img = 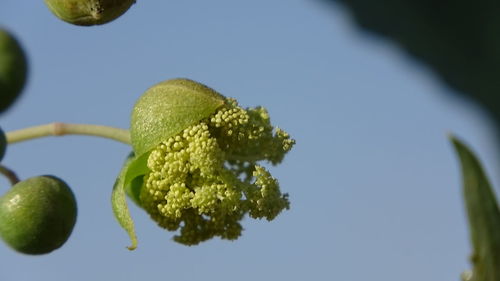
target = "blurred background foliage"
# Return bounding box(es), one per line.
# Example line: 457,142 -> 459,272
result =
324,0 -> 500,128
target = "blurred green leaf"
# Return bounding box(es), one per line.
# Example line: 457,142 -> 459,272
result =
451,136 -> 500,281
325,0 -> 500,125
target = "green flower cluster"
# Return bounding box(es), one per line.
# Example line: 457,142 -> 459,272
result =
139,98 -> 294,245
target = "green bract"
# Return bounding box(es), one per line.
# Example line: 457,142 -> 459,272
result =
44,0 -> 135,26
0,28 -> 28,114
0,127 -> 6,161
113,78 -> 295,247
0,176 -> 77,255
130,78 -> 226,157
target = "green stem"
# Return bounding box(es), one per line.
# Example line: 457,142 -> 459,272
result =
6,123 -> 131,145
0,165 -> 20,185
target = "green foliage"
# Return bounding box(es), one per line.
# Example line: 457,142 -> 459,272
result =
451,136 -> 500,281
44,0 -> 135,26
0,176 -> 77,255
327,0 -> 500,129
123,152 -> 148,205
0,28 -> 27,114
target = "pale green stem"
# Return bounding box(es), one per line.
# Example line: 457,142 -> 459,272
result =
0,164 -> 20,185
6,123 -> 131,145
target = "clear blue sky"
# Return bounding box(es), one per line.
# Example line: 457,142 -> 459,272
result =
0,1 -> 498,280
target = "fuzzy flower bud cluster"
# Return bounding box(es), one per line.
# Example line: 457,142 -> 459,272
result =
139,98 -> 294,245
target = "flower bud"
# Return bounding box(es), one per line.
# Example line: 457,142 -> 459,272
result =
115,78 -> 294,246
130,78 -> 225,157
0,28 -> 28,114
44,0 -> 135,26
0,176 -> 77,255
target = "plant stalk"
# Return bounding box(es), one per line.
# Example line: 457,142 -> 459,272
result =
6,123 -> 131,145
0,165 -> 20,185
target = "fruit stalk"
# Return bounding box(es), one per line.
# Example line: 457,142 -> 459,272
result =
6,122 -> 130,145
0,165 -> 20,185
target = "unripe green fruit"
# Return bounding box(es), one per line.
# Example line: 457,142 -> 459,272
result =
0,176 -> 77,255
0,28 -> 28,114
0,127 -> 6,161
44,0 -> 136,26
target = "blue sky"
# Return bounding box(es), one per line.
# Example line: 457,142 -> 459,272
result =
0,1 -> 498,280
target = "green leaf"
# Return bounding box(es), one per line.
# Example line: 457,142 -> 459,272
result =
451,136 -> 500,281
111,154 -> 139,250
123,151 -> 150,205
130,78 -> 225,156
126,175 -> 144,207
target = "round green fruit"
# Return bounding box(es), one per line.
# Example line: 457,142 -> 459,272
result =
44,0 -> 136,26
0,28 -> 28,114
0,176 -> 77,255
0,127 -> 6,161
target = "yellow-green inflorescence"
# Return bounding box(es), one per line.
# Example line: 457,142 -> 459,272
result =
139,98 -> 294,245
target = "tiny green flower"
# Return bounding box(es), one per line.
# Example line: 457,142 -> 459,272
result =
114,78 -> 295,247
